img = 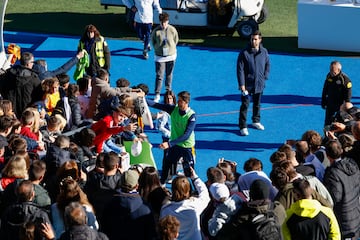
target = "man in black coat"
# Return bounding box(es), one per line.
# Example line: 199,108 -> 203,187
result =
0,52 -> 42,118
321,60 -> 352,126
0,180 -> 52,240
323,140 -> 360,239
101,169 -> 157,240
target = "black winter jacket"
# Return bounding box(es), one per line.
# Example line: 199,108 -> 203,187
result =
0,65 -> 42,118
0,201 -> 51,240
59,225 -> 108,240
323,157 -> 360,237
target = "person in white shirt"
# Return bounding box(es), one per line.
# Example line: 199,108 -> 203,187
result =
123,0 -> 162,59
160,168 -> 210,240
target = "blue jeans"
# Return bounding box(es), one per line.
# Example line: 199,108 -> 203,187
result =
135,22 -> 152,50
102,139 -> 123,154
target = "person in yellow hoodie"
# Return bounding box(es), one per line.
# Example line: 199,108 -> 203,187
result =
282,178 -> 340,240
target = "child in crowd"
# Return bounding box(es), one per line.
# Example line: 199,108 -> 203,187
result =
20,109 -> 39,141
115,77 -> 132,93
40,115 -> 62,148
0,100 -> 16,119
91,106 -> 137,154
77,76 -> 92,118
158,215 -> 181,240
42,77 -> 60,116
208,181 -> 244,237
217,158 -> 240,193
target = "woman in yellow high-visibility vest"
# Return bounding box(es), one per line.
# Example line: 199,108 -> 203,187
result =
78,24 -> 111,77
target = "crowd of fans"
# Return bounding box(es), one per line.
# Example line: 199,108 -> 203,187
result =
0,41 -> 359,240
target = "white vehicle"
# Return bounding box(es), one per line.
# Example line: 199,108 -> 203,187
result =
100,0 -> 268,38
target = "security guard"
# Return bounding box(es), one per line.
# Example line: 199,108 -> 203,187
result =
78,24 -> 110,77
321,60 -> 352,126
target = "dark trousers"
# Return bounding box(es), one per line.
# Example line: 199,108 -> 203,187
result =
155,61 -> 175,94
324,106 -> 339,126
160,145 -> 195,184
239,92 -> 262,129
135,22 -> 152,50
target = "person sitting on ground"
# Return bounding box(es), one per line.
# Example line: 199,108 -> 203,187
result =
282,178 -> 340,240
158,215 -> 181,240
59,201 -> 108,240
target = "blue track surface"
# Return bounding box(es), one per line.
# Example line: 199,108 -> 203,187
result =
4,31 -> 360,180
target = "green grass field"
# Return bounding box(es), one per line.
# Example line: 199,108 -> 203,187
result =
3,0 -> 355,55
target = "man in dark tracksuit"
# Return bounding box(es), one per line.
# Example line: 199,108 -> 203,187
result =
321,60 -> 352,126
237,30 -> 270,136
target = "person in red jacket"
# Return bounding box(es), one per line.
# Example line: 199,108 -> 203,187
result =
91,106 -> 137,154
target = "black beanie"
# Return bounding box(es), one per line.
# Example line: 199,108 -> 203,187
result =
250,179 -> 270,200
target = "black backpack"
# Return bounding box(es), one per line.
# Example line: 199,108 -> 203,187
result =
216,202 -> 282,240
249,210 -> 283,240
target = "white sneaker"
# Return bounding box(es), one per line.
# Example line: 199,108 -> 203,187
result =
154,94 -> 160,103
143,50 -> 149,59
252,122 -> 265,130
240,128 -> 249,136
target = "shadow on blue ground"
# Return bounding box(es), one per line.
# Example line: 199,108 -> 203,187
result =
195,94 -> 322,105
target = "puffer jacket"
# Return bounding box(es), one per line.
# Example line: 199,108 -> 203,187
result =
323,157 -> 360,238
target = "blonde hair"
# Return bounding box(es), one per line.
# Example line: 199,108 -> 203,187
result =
2,155 -> 29,179
54,114 -> 67,132
24,107 -> 41,134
